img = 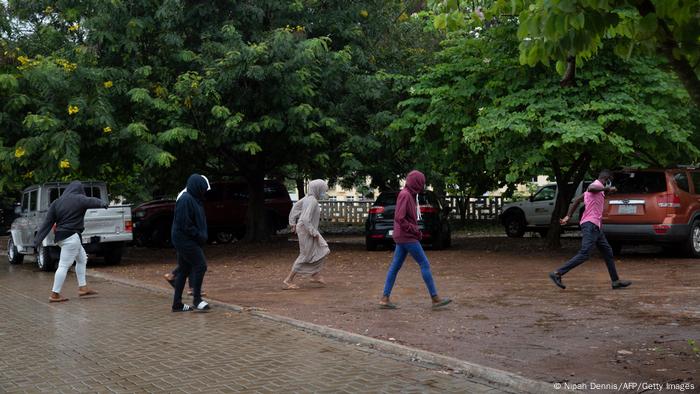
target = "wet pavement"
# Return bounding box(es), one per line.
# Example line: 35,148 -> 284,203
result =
0,262 -> 509,393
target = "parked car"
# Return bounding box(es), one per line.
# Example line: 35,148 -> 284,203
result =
499,181 -> 591,237
364,191 -> 451,251
604,168 -> 700,257
132,180 -> 292,247
7,182 -> 133,271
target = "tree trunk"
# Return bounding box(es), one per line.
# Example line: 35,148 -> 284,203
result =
243,171 -> 273,242
296,178 -> 305,200
546,154 -> 591,248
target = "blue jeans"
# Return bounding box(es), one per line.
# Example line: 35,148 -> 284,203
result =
556,222 -> 619,281
383,242 -> 438,297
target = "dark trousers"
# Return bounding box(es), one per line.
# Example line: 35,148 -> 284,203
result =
172,242 -> 207,308
556,222 -> 619,282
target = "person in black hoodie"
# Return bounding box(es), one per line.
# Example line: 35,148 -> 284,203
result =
171,174 -> 211,312
34,181 -> 108,302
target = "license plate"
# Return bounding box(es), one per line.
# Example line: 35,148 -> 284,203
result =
388,230 -> 393,237
618,205 -> 637,214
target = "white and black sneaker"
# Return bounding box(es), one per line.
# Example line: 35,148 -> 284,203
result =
194,301 -> 211,313
172,304 -> 193,313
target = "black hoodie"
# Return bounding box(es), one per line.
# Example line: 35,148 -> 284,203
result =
171,174 -> 209,246
34,181 -> 107,248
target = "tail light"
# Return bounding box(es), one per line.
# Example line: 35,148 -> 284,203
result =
657,193 -> 681,208
369,234 -> 385,239
369,206 -> 385,214
124,220 -> 133,232
420,205 -> 438,214
422,231 -> 432,238
653,225 -> 671,234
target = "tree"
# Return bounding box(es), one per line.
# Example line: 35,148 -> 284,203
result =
397,24 -> 699,246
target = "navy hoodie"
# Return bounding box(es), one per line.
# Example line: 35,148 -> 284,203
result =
171,174 -> 209,246
34,181 -> 107,248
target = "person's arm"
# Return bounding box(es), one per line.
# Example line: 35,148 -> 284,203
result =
395,193 -> 421,238
560,194 -> 585,225
187,198 -> 208,245
34,203 -> 57,248
81,195 -> 108,209
297,199 -> 320,238
587,183 -> 617,194
288,200 -> 303,233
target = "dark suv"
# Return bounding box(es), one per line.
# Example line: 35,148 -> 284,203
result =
365,191 -> 451,251
133,180 -> 292,247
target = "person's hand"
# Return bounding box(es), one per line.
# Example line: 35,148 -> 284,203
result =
290,224 -> 296,234
608,186 -> 617,193
559,215 -> 570,225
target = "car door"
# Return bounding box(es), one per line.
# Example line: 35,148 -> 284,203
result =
24,188 -> 40,246
529,185 -> 557,225
672,170 -> 695,221
13,191 -> 31,247
690,171 -> 700,221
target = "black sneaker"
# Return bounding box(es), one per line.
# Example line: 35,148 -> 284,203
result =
548,272 -> 566,289
612,280 -> 632,289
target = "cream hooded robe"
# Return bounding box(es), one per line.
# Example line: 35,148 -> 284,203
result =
289,179 -> 330,274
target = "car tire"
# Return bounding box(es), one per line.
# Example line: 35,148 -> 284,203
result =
684,220 -> 700,258
150,219 -> 172,248
104,247 -> 123,265
7,237 -> 24,265
36,244 -> 56,272
366,239 -> 378,251
504,215 -> 526,238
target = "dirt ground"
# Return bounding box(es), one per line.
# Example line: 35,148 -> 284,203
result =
5,233 -> 699,388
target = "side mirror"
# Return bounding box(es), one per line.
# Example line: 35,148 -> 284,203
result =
529,195 -> 535,202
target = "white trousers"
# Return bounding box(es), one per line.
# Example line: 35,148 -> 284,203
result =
51,234 -> 88,293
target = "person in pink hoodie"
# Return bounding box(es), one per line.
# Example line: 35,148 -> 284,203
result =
379,170 -> 452,309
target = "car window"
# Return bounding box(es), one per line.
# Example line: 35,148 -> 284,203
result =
83,186 -> 102,199
692,172 -> 700,195
21,193 -> 29,213
29,190 -> 38,212
673,172 -> 690,193
264,182 -> 289,199
532,186 -> 556,202
49,187 -> 65,203
375,193 -> 398,206
613,172 -> 667,194
206,184 -> 226,202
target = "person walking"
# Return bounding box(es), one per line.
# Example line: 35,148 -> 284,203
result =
283,179 -> 330,289
549,170 -> 632,290
379,170 -> 452,309
164,182 -> 208,297
171,174 -> 211,312
34,181 -> 107,302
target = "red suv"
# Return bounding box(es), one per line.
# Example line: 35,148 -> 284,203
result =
133,180 -> 292,247
603,168 -> 700,257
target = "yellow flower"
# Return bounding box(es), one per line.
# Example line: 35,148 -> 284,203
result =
103,126 -> 112,134
398,12 -> 409,22
183,97 -> 192,109
23,171 -> 34,179
68,105 -> 79,115
103,80 -> 113,88
59,160 -> 71,169
56,58 -> 77,72
295,25 -> 304,32
17,55 -> 30,65
191,81 -> 199,89
14,147 -> 26,158
68,23 -> 80,32
359,10 -> 369,18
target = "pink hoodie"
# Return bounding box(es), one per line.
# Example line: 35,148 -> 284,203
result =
393,170 -> 425,243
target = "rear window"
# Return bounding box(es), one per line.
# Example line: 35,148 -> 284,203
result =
613,172 -> 667,194
264,182 -> 289,199
374,192 -> 436,206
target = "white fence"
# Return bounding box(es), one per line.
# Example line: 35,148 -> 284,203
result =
319,197 -> 505,225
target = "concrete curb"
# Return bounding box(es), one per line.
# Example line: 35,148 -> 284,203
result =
87,270 -> 565,394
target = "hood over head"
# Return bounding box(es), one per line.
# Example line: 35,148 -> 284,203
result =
186,174 -> 211,200
64,181 -> 85,196
307,179 -> 328,200
404,170 -> 425,195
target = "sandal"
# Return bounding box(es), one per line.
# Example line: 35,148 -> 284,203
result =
432,298 -> 452,309
78,289 -> 99,297
194,301 -> 211,313
379,302 -> 398,309
282,282 -> 300,290
49,296 -> 69,303
172,304 -> 193,312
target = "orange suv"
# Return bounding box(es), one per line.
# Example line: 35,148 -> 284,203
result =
603,168 -> 700,257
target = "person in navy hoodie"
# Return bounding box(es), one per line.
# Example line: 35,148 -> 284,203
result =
171,174 -> 211,312
379,170 -> 452,310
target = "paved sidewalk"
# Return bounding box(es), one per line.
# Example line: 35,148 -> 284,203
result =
0,264 -> 509,393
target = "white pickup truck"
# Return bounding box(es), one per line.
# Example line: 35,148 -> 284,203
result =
499,181 -> 591,237
6,182 -> 132,271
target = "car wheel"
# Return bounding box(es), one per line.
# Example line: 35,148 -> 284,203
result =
150,220 -> 172,248
366,239 -> 378,251
684,220 -> 700,258
504,215 -> 526,238
36,244 -> 56,272
215,231 -> 235,244
104,247 -> 123,265
7,237 -> 24,265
